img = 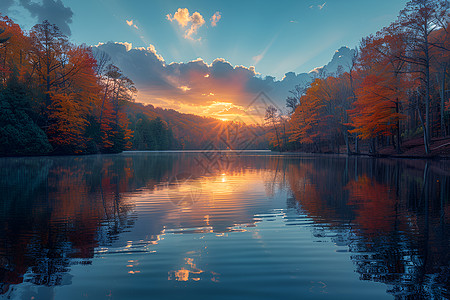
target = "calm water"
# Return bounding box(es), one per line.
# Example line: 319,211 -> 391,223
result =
0,152 -> 449,299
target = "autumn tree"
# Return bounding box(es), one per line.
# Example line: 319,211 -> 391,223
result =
29,21 -> 69,114
350,27 -> 408,153
45,46 -> 101,153
265,105 -> 283,151
430,23 -> 450,136
95,61 -> 136,152
288,79 -> 327,150
397,0 -> 449,153
0,15 -> 31,84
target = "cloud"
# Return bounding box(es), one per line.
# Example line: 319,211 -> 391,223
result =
92,42 -> 355,120
210,12 -> 221,27
309,2 -> 326,10
167,8 -> 205,40
252,35 -> 278,66
252,54 -> 264,65
116,41 -> 133,51
126,19 -> 138,29
318,2 -> 326,10
166,8 -> 190,27
19,0 -> 73,35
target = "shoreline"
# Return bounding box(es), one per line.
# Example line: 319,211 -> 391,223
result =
1,150 -> 449,160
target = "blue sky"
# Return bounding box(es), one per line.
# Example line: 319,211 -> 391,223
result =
3,0 -> 408,79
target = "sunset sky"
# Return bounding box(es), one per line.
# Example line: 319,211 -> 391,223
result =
1,0 -> 409,121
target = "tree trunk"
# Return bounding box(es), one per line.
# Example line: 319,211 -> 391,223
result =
344,130 -> 350,155
417,101 -> 430,154
396,100 -> 401,154
425,33 -> 431,153
439,65 -> 447,137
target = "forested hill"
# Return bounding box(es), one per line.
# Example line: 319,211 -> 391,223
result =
0,16 -> 268,157
126,102 -> 269,150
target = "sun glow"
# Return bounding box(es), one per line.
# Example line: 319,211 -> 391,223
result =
179,85 -> 191,92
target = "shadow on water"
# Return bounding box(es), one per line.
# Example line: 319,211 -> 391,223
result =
0,152 -> 448,298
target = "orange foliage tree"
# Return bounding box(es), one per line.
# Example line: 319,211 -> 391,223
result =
46,46 -> 101,152
350,27 -> 408,153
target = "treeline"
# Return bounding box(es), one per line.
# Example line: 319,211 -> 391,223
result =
267,0 -> 449,155
126,102 -> 269,150
0,16 -> 176,156
0,15 -> 267,156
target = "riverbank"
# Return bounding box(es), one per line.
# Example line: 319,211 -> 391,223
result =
373,136 -> 450,159
283,136 -> 450,160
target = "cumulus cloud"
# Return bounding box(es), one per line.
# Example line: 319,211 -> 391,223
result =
166,8 -> 190,27
92,43 -> 354,121
19,0 -> 73,35
166,8 -> 205,40
93,42 -> 305,119
210,11 -> 221,27
116,41 -> 133,51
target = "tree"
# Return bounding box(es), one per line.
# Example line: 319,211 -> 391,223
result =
29,21 -> 69,114
350,28 -> 408,153
0,73 -> 52,155
265,105 -> 283,151
397,0 -> 449,153
350,73 -> 406,151
430,24 -> 450,136
0,15 -> 31,84
93,62 -> 136,153
288,79 -> 327,149
45,46 -> 101,153
286,84 -> 307,114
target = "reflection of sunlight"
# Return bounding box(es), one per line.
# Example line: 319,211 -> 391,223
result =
168,258 -> 203,282
168,257 -> 220,282
127,259 -> 140,274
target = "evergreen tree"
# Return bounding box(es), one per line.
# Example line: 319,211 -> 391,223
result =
0,73 -> 52,155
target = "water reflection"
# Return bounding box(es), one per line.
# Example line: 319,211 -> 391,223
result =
286,158 -> 450,298
0,153 -> 448,299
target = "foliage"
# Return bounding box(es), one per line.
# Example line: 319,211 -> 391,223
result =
285,1 -> 449,154
0,17 -> 137,156
0,74 -> 52,155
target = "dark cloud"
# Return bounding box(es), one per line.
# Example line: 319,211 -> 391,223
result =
19,0 -> 73,35
93,42 -> 354,117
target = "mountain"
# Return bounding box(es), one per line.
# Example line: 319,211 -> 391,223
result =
125,102 -> 269,150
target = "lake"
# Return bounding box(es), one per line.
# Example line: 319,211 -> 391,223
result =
0,151 -> 449,299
